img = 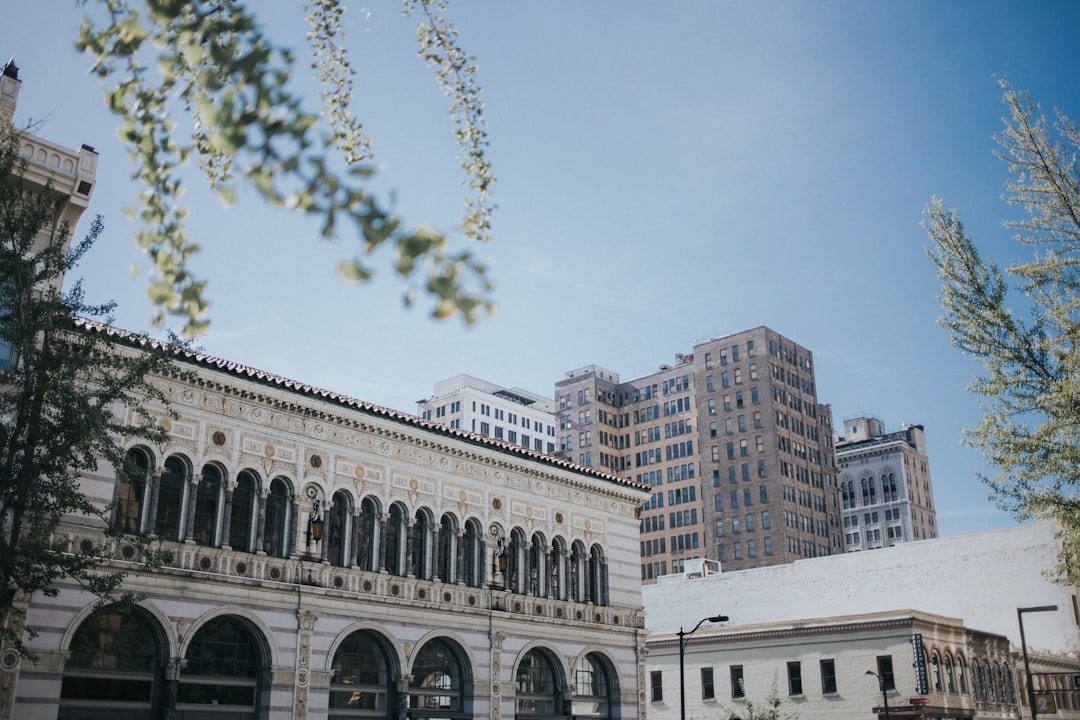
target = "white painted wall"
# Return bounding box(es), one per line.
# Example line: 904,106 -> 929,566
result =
643,521 -> 1078,654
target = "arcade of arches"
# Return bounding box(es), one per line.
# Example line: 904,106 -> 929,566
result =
55,604 -> 621,720
116,447 -> 610,605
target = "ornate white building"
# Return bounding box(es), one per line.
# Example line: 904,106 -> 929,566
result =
7,328 -> 651,719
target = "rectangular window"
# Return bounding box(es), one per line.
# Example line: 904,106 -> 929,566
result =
876,656 -> 895,690
787,662 -> 803,696
730,666 -> 744,698
651,671 -> 663,702
820,659 -> 837,694
701,668 -> 715,700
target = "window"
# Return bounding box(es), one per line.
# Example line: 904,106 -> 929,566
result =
574,654 -> 612,719
730,666 -> 744,698
413,638 -> 469,720
330,629 -> 394,718
178,616 -> 262,714
701,668 -> 715,700
876,656 -> 895,690
60,606 -> 163,718
650,671 -> 663,702
116,448 -> 151,534
787,662 -> 803,696
820,659 -> 837,694
932,652 -> 942,692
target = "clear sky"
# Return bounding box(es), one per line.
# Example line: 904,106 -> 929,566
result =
4,1 -> 1079,538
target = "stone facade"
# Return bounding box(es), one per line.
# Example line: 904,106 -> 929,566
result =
7,329 -> 651,719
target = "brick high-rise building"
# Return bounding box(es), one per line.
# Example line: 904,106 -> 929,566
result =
554,327 -> 843,581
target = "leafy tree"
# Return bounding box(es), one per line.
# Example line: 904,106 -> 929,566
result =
0,120 -> 179,655
721,682 -> 799,720
925,79 -> 1080,583
76,0 -> 495,335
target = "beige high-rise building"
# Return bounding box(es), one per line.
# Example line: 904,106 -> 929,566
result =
836,413 -> 939,549
554,327 -> 843,581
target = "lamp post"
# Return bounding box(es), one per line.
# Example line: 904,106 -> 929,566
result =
678,614 -> 728,720
865,670 -> 890,720
1018,605 -> 1057,720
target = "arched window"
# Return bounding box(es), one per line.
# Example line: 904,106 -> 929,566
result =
263,478 -> 291,558
116,447 -> 153,533
550,538 -> 567,600
973,660 -> 986,701
508,528 -> 528,594
192,464 -> 224,546
327,492 -> 351,567
461,519 -> 483,587
409,638 -> 470,720
330,629 -> 396,719
437,514 -> 457,582
355,498 -> 380,572
570,542 -> 586,603
58,606 -> 163,719
178,616 -> 263,717
155,455 -> 188,541
944,653 -> 955,693
228,470 -> 258,552
588,545 -> 606,605
529,533 -> 546,596
384,504 -> 406,575
411,510 -> 432,579
573,653 -> 613,720
931,652 -> 942,692
515,649 -> 564,719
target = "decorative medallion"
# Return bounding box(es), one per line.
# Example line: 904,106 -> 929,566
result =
212,431 -> 226,446
310,454 -> 322,469
492,498 -> 502,510
265,444 -> 276,458
355,466 -> 366,479
409,478 -> 419,491
555,512 -> 564,524
159,418 -> 172,433
459,490 -> 468,502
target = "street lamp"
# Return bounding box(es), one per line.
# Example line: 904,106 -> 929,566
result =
865,670 -> 891,720
1018,605 -> 1058,720
678,614 -> 728,720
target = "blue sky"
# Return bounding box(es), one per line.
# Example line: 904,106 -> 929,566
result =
4,1 -> 1079,537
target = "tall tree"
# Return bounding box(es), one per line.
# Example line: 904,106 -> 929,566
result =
76,0 -> 495,335
0,120 -> 178,654
925,80 -> 1080,583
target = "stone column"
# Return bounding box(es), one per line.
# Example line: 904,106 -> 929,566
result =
378,514 -> 389,572
183,473 -> 200,542
293,609 -> 318,719
489,631 -> 505,720
288,501 -> 299,558
352,510 -> 364,568
220,483 -> 235,549
146,469 -> 162,534
254,491 -> 268,554
405,521 -> 416,578
430,525 -> 442,581
455,530 -> 465,585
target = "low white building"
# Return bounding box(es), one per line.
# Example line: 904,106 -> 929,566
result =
646,609 -> 1016,720
642,521 -> 1080,720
